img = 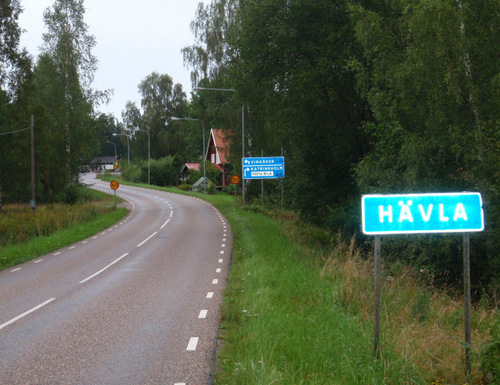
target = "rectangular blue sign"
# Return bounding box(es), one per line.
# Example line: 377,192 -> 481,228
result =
242,157 -> 285,179
362,192 -> 484,235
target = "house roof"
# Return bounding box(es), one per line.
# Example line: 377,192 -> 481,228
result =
207,128 -> 230,164
181,163 -> 200,172
89,156 -> 119,165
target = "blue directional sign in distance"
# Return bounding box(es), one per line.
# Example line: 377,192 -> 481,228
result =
362,192 -> 484,235
242,156 -> 285,180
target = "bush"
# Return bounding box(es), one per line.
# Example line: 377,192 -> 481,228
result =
207,182 -> 216,195
122,163 -> 142,183
149,156 -> 177,186
481,315 -> 500,384
178,184 -> 192,191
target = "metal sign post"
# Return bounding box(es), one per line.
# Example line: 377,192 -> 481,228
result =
373,235 -> 381,357
110,180 -> 120,209
361,192 -> 484,376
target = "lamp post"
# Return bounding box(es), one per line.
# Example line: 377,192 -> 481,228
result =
136,129 -> 150,184
171,117 -> 206,192
107,140 -> 117,159
194,86 -> 246,204
112,133 -> 130,166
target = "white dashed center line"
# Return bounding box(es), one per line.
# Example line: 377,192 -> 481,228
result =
136,232 -> 158,248
79,253 -> 129,284
0,298 -> 55,330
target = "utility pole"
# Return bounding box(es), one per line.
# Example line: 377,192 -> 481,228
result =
30,115 -> 36,210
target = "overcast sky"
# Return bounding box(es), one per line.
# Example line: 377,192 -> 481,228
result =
18,0 -> 203,120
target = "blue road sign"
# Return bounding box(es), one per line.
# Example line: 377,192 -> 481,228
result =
242,156 -> 285,180
362,192 -> 484,235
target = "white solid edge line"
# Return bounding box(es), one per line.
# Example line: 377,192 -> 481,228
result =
187,337 -> 199,351
161,219 -> 171,229
79,253 -> 129,284
0,298 -> 56,330
137,231 -> 158,247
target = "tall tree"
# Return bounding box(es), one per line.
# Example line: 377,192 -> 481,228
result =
182,0 -> 238,86
350,0 -> 500,288
0,0 -> 34,206
137,72 -> 188,159
228,0 -> 369,225
40,0 -> 98,180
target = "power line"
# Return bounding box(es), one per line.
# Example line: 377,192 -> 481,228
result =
0,127 -> 30,135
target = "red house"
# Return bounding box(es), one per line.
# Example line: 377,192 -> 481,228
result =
180,162 -> 200,183
206,128 -> 231,187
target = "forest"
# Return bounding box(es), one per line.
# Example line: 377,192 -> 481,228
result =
1,0 -> 499,296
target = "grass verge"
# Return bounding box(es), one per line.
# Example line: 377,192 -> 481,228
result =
0,189 -> 128,270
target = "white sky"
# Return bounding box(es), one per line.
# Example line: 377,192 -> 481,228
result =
18,0 -> 203,121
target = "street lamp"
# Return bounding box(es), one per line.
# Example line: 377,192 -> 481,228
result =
112,133 -> 130,166
107,140 -> 117,158
136,129 -> 150,184
171,117 -> 206,192
194,86 -> 246,203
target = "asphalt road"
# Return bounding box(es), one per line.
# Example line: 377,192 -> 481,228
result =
0,174 -> 232,385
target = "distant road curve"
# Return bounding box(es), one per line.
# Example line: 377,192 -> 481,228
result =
0,173 -> 231,385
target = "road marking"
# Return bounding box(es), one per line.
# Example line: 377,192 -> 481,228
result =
82,240 -> 88,244
79,253 -> 129,284
187,337 -> 199,351
222,244 -> 226,247
11,268 -> 21,272
212,279 -> 218,285
199,310 -> 208,319
170,211 -> 173,218
174,383 -> 186,385
69,246 -> 76,250
53,252 -> 61,256
219,259 -> 223,263
137,232 -> 158,247
161,219 -> 171,229
34,259 -> 43,264
220,251 -> 225,254
216,268 -> 222,273
0,298 -> 55,330
206,292 -> 214,298
93,236 -> 98,239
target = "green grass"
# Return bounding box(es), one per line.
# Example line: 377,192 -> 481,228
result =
0,189 -> 128,270
208,205 -> 425,384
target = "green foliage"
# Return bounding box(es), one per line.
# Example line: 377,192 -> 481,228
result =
349,0 -> 500,291
0,187 -> 117,249
178,183 -> 192,191
207,182 -> 216,194
121,163 -> 142,183
481,313 -> 500,385
148,156 -> 178,186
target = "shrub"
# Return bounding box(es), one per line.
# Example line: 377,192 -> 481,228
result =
178,184 -> 192,191
122,163 -> 142,183
207,182 -> 216,195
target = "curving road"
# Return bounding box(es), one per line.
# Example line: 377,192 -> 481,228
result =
0,174 -> 231,385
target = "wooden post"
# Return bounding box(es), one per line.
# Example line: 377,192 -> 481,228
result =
30,115 -> 36,210
374,235 -> 381,357
261,149 -> 264,205
463,233 -> 472,380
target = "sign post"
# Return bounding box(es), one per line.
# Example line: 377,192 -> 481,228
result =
361,192 -> 484,373
110,180 -> 120,209
230,175 -> 241,203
